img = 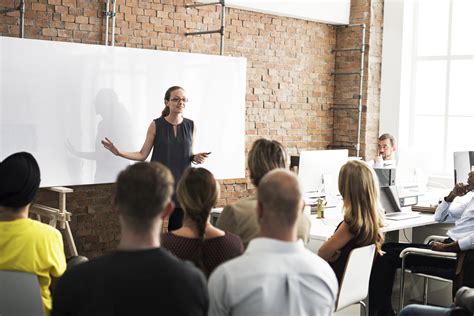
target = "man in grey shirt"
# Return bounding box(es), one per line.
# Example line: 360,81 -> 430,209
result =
208,169 -> 338,316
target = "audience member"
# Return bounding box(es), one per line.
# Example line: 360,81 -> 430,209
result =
0,152 -> 66,316
369,171 -> 474,316
318,160 -> 384,284
208,169 -> 338,316
399,286 -> 474,316
371,133 -> 397,168
216,138 -> 310,248
52,162 -> 208,316
162,167 -> 243,277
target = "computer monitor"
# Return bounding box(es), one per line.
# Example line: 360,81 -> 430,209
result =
374,168 -> 396,187
454,151 -> 474,185
298,149 -> 349,197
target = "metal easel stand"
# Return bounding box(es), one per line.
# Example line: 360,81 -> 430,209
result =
0,0 -> 25,38
185,0 -> 226,55
30,187 -> 78,257
328,23 -> 366,158
103,0 -> 117,46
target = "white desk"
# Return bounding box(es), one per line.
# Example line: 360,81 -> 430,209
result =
307,206 -> 437,252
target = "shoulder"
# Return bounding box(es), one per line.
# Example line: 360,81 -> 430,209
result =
28,219 -> 62,240
301,249 -> 339,286
57,256 -> 103,288
161,232 -> 174,242
225,197 -> 256,215
224,231 -> 242,242
297,213 -> 311,229
169,253 -> 207,288
221,232 -> 244,249
209,254 -> 242,282
153,117 -> 164,127
183,118 -> 194,129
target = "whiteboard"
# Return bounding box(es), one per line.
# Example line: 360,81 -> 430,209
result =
0,37 -> 246,187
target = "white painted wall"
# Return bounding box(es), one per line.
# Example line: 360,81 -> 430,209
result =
197,0 -> 350,25
380,0 -> 416,163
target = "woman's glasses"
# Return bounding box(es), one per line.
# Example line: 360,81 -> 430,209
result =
169,97 -> 188,103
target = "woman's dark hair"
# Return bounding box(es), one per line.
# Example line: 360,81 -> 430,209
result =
176,167 -> 219,276
161,86 -> 184,117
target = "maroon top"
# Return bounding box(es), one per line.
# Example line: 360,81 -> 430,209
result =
162,232 -> 244,277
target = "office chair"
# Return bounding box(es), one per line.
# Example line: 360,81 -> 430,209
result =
0,270 -> 44,316
335,244 -> 376,316
399,235 -> 458,311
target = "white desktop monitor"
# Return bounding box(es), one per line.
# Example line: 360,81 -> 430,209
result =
454,151 -> 474,185
298,149 -> 349,196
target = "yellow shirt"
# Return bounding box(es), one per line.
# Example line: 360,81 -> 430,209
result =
0,218 -> 66,316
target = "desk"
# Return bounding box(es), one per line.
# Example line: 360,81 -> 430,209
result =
307,207 -> 437,252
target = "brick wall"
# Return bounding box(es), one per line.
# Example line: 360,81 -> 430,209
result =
332,0 -> 384,159
1,0 -> 382,257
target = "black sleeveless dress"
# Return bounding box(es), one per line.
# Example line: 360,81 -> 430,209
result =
151,116 -> 193,229
329,221 -> 358,285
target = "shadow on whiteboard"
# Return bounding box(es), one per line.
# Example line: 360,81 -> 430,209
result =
65,89 -> 132,183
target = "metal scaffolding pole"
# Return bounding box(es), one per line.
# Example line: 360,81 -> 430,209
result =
185,0 -> 226,55
0,0 -> 25,38
103,0 -> 116,46
330,23 -> 366,158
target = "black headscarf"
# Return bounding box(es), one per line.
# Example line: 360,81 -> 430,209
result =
0,152 -> 41,208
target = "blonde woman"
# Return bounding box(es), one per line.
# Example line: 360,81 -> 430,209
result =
318,160 -> 384,284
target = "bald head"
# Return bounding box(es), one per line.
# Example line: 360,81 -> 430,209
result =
257,169 -> 303,228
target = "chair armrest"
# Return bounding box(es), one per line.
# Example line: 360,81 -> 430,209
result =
400,247 -> 457,260
424,235 -> 449,244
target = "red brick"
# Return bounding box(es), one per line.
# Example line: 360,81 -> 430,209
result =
62,0 -> 76,8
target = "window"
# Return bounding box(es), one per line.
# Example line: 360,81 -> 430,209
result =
408,0 -> 474,176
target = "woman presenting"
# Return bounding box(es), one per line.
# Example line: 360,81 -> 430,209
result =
101,86 -> 209,230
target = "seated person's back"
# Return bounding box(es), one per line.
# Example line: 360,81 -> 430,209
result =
52,162 -> 208,316
216,138 -> 310,248
0,152 -> 66,316
318,160 -> 384,284
53,248 -> 207,315
208,169 -> 338,316
162,167 -> 243,277
162,232 -> 242,277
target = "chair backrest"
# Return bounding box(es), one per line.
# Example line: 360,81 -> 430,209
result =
335,244 -> 376,311
0,270 -> 44,316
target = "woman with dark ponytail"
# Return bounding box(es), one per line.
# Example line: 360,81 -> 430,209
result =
101,86 -> 210,230
162,167 -> 243,277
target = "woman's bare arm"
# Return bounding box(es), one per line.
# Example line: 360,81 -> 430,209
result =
318,222 -> 354,262
102,121 -> 156,161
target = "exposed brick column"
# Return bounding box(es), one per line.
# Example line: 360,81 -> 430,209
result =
332,0 -> 384,159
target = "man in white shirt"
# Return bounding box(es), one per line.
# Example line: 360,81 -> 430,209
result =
371,133 -> 397,168
208,169 -> 338,316
369,171 -> 474,316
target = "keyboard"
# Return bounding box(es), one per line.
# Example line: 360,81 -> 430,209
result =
385,212 -> 421,221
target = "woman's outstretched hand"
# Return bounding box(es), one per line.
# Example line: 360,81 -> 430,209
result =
101,137 -> 120,156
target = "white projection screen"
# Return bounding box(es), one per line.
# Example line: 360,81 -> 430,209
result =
0,37 -> 246,187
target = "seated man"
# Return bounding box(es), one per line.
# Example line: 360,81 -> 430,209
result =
0,152 -> 67,316
370,133 -> 397,168
52,162 -> 208,316
399,286 -> 474,316
216,138 -> 310,248
369,171 -> 474,316
208,169 -> 338,316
